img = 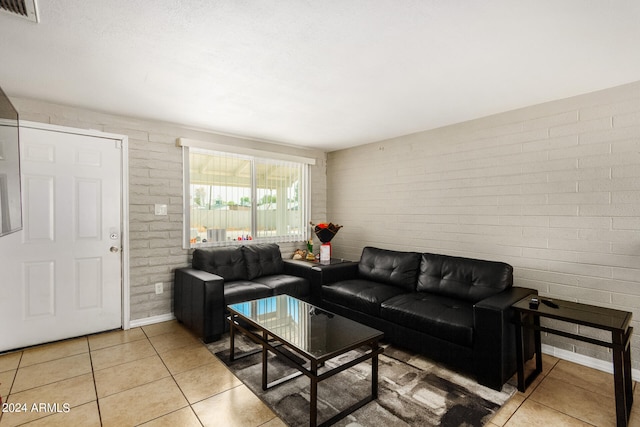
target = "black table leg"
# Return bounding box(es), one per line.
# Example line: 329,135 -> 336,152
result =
516,312 -> 542,392
229,315 -> 236,361
624,335 -> 634,414
310,360 -> 318,427
613,330 -> 629,427
262,330 -> 268,391
515,312 -> 526,392
372,341 -> 379,399
533,315 -> 542,373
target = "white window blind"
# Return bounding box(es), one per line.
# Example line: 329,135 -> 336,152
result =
184,146 -> 309,248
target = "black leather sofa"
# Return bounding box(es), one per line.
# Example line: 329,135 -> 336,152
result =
174,243 -> 311,343
316,246 -> 536,390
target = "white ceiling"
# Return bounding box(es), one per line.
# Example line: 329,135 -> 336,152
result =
1,1 -> 639,151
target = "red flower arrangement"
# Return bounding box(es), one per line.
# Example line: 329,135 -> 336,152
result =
310,222 -> 342,243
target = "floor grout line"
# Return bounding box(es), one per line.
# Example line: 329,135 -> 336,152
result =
3,321 -> 632,427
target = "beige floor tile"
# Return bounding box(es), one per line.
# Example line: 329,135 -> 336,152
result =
94,354 -> 170,398
508,354 -> 559,397
0,352 -> 21,373
90,338 -> 156,371
0,369 -> 16,399
490,393 -> 525,426
10,319 -> 623,427
548,359 -> 614,398
1,373 -> 95,426
142,320 -> 190,338
19,337 -> 88,368
540,353 -> 560,370
511,353 -> 560,378
192,384 -> 277,427
98,376 -> 189,427
504,400 -> 591,426
87,327 -> 146,351
11,353 -> 92,393
149,330 -> 200,354
19,401 -> 101,427
138,407 -> 203,427
260,417 -> 287,427
174,359 -> 242,404
530,376 -> 616,426
514,353 -> 560,398
159,344 -> 217,375
514,373 -> 545,399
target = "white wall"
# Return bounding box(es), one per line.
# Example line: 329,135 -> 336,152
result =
12,97 -> 327,322
327,81 -> 640,368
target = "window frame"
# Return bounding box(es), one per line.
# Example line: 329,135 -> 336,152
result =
181,141 -> 312,249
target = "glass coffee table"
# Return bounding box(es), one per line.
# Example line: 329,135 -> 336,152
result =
227,294 -> 383,427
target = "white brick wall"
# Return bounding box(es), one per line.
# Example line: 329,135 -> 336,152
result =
12,98 -> 326,322
11,81 -> 640,369
327,81 -> 640,368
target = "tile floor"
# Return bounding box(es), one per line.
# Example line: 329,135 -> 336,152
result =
0,320 -> 637,426
492,353 -> 640,427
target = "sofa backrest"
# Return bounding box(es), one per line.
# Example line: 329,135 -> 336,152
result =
417,253 -> 513,303
358,247 -> 421,291
192,244 -> 285,281
242,243 -> 284,280
192,246 -> 248,281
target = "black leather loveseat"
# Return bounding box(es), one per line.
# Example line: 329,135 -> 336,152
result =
174,243 -> 311,343
316,246 -> 535,390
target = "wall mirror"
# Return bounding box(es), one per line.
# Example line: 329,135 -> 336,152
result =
0,86 -> 22,237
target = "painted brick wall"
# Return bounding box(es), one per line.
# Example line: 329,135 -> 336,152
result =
327,81 -> 640,368
12,98 -> 327,322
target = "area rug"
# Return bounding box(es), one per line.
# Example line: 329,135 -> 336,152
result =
207,334 -> 516,427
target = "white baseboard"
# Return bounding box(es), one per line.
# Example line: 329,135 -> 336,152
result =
128,313 -> 176,329
542,344 -> 639,382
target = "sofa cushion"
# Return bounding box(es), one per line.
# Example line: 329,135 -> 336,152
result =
358,247 -> 421,292
322,279 -> 406,316
253,274 -> 310,299
223,280 -> 273,305
381,293 -> 474,348
416,253 -> 513,303
192,247 -> 248,281
243,244 -> 285,280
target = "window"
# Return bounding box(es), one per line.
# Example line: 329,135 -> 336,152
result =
182,144 -> 310,248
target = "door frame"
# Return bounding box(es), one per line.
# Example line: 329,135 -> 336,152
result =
20,121 -> 131,330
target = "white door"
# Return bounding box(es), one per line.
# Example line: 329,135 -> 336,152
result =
0,126 -> 123,352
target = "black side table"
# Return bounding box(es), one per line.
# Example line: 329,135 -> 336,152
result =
283,258 -> 353,305
512,295 -> 633,427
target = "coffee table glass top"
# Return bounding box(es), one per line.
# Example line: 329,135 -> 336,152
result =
228,295 -> 383,361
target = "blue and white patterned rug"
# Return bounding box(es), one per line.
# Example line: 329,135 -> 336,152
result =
208,335 -> 516,427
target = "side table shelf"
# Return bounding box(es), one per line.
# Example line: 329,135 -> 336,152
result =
512,295 -> 633,427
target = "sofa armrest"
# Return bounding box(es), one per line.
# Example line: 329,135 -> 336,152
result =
174,267 -> 225,343
475,286 -> 535,313
311,261 -> 360,285
473,286 -> 537,389
282,259 -> 314,280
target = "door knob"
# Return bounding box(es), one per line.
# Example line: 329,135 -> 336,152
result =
110,246 -> 120,253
